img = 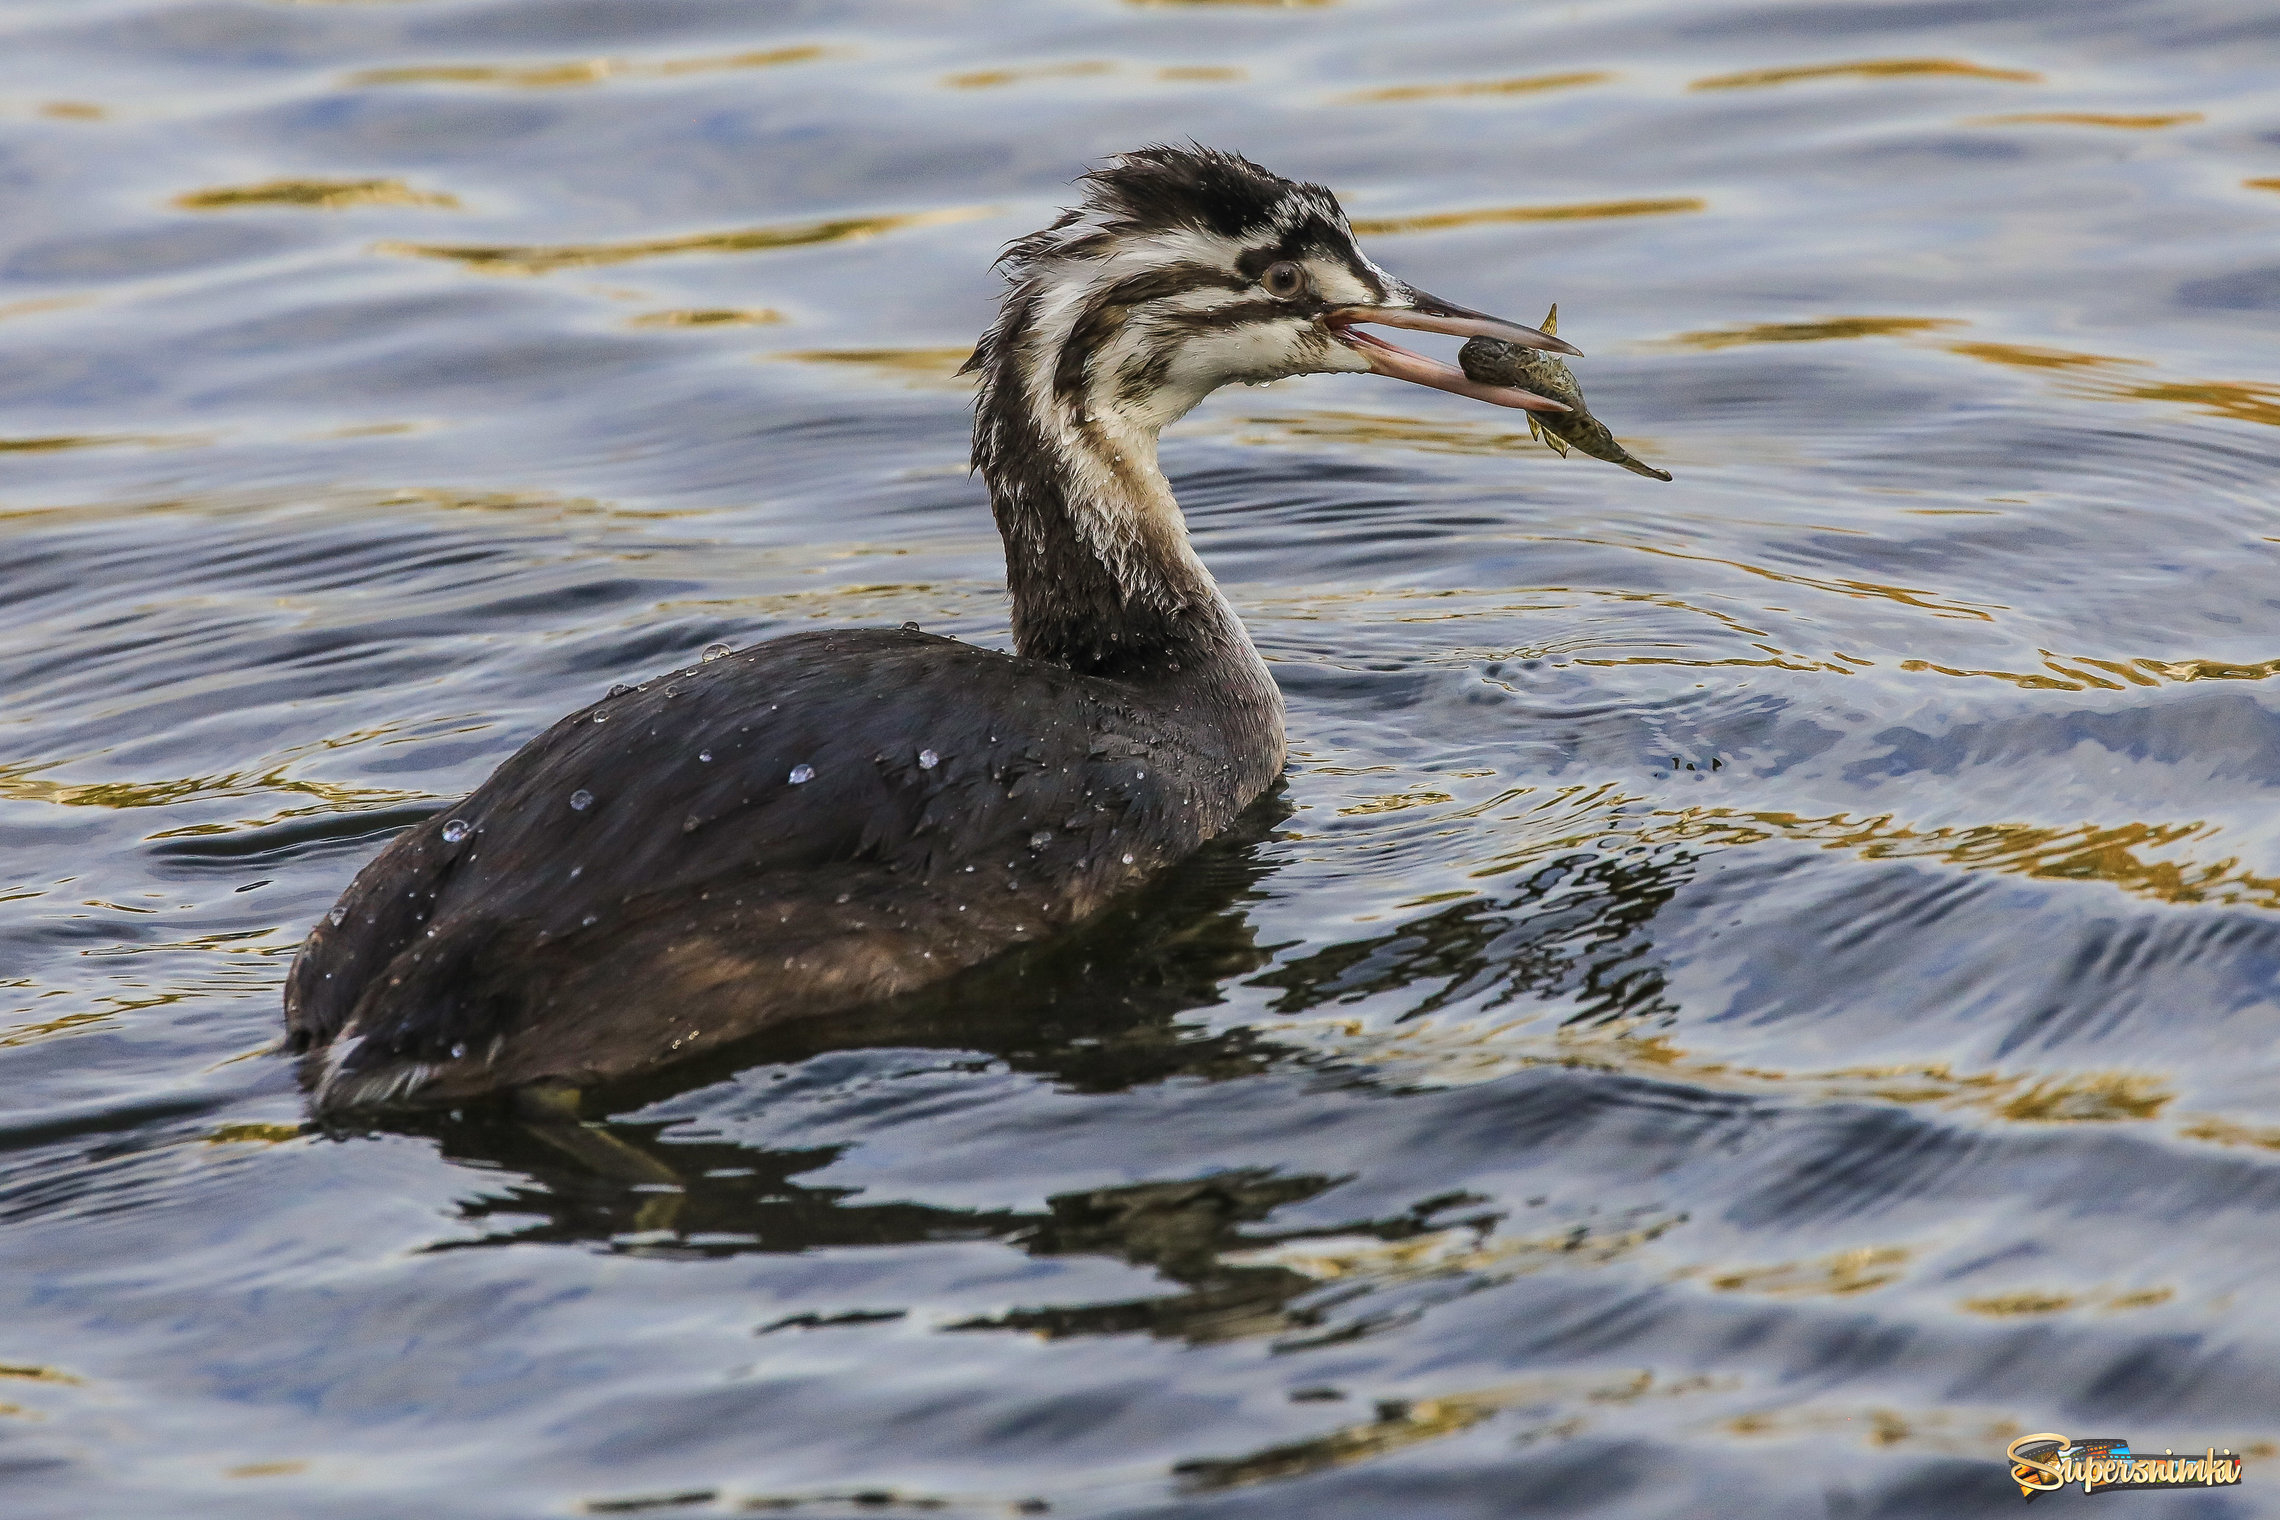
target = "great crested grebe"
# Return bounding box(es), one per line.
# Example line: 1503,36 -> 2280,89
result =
286,145 -> 1582,1112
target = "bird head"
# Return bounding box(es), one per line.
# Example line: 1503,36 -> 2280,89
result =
967,144 -> 1579,448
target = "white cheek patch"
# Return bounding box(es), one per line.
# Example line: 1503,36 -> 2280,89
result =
1309,262 -> 1377,308
1153,319 -> 1313,413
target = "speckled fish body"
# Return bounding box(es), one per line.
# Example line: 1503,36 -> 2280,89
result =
1459,307 -> 1671,481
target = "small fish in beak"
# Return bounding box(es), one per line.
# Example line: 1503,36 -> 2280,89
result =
1458,306 -> 1672,481
1327,291 -> 1579,414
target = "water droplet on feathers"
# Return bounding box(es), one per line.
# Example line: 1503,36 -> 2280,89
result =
918,748 -> 939,770
789,764 -> 815,785
698,750 -> 713,762
441,819 -> 469,843
702,643 -> 732,662
1029,830 -> 1052,850
569,789 -> 593,811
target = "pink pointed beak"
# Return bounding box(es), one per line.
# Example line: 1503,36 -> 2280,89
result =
1327,289 -> 1579,413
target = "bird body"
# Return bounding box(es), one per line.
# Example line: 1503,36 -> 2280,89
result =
290,626 -> 1277,1107
287,145 -> 1581,1111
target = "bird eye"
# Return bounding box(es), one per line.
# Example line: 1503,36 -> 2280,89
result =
1261,261 -> 1305,299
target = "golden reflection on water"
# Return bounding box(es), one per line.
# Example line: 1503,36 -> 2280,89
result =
1265,580 -> 2273,701
311,421 -> 424,439
2250,178 -> 2280,192
1962,1285 -> 2171,1317
84,927 -> 304,960
1174,1370 -> 1707,1493
1562,644 -> 1856,674
1336,787 -> 1456,816
175,178 -> 457,211
1704,1245 -> 1910,1297
0,295 -> 90,323
0,762 -> 431,814
350,46 -> 829,89
942,62 -> 1245,87
2182,1114 -> 2280,1151
1967,111 -> 2203,129
1226,1216 -> 1678,1289
1899,650 -> 2280,692
1652,316 -> 2280,441
1690,58 -> 2042,91
378,206 -> 988,276
1281,1008 -> 2175,1125
1211,407 -> 1706,476
1720,1405 -> 2026,1459
1213,408 -> 1534,456
1965,1289 -> 2070,1315
2108,377 -> 2280,430
1272,784 -> 2222,1111
1178,1393 -> 1501,1492
1943,338 -> 2280,429
1669,315 -> 1963,349
1944,339 -> 2134,370
204,1122 -> 306,1146
0,1011 -> 116,1050
39,101 -> 105,120
1350,198 -> 1704,236
1660,806 -> 2280,912
1340,72 -> 1613,104
0,1364 -> 83,1386
0,432 -> 196,454
1249,584 -> 1850,681
1997,1073 -> 2169,1122
1606,538 -> 2000,622
765,346 -> 978,389
943,61 -> 1113,89
370,484 -> 671,520
626,307 -> 783,329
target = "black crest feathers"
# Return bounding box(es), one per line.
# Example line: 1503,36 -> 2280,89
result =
1077,144 -> 1329,240
995,144 -> 1344,280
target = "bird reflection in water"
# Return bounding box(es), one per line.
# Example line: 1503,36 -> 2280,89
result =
395,808 -> 1522,1349
371,806 -> 1695,1344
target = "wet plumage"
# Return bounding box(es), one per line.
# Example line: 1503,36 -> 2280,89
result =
286,145 -> 1591,1111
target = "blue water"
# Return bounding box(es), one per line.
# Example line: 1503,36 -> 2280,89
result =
5,1 -> 2280,1515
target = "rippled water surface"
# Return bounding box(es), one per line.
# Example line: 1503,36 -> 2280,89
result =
7,1 -> 2280,1515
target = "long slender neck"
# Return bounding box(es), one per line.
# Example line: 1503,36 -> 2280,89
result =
973,329 -> 1263,691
